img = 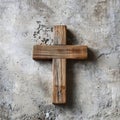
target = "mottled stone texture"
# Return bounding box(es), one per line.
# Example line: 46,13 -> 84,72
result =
0,0 -> 120,120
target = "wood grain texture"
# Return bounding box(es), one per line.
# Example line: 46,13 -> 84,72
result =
53,25 -> 66,104
33,45 -> 88,59
32,25 -> 88,104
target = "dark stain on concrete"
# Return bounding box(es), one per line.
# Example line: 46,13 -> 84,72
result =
0,103 -> 12,120
33,21 -> 53,45
15,104 -> 61,120
94,0 -> 108,21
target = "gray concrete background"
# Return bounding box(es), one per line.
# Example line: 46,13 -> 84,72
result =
0,0 -> 120,120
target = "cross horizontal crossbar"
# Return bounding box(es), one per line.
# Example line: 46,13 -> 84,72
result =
33,45 -> 88,59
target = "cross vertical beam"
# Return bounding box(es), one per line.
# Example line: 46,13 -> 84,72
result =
53,26 -> 66,104
52,25 -> 66,104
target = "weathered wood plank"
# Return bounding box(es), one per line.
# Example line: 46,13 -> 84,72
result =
33,45 -> 88,59
53,25 -> 66,104
32,25 -> 88,104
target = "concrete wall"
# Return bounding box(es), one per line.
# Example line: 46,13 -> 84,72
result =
0,0 -> 120,119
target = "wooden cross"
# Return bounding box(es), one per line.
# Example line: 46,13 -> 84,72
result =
33,25 -> 88,104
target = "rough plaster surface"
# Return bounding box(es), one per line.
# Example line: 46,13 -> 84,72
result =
0,0 -> 120,120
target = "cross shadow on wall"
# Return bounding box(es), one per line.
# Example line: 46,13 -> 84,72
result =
60,29 -> 97,109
